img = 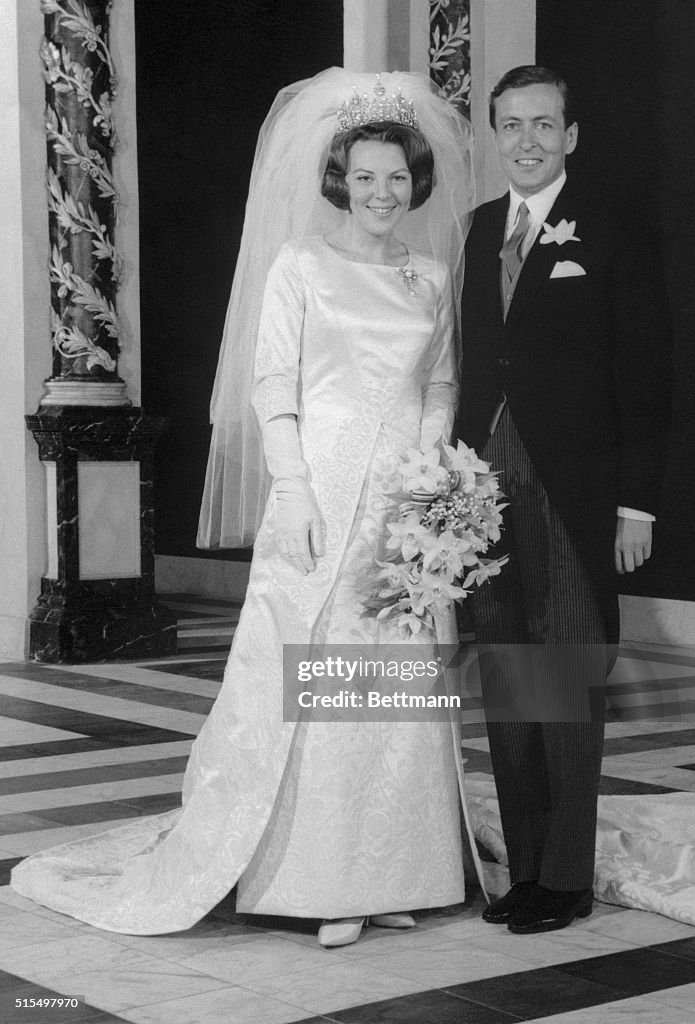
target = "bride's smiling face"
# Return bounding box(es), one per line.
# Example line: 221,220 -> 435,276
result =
345,140 -> 413,238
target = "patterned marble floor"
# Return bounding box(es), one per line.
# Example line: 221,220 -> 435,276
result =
1,596 -> 695,1024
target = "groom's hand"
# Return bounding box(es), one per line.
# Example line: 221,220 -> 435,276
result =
614,518 -> 652,574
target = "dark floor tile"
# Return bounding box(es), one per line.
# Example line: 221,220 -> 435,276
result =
0,793 -> 181,836
117,792 -> 181,814
618,648 -> 695,668
605,698 -> 695,721
444,966 -> 629,1018
598,776 -> 677,795
171,644 -> 232,656
0,738 -> 116,762
555,945 -> 695,995
166,607 -> 236,619
39,793 -> 181,826
0,812 -> 63,836
0,857 -> 23,884
0,757 -> 189,797
0,695 -> 195,745
325,989 -> 523,1023
460,723 -> 488,741
0,731 -> 191,762
0,667 -> 214,712
607,674 -> 695,697
653,937 -> 695,960
0,977 -> 126,1024
150,659 -> 226,681
0,969 -> 33,993
460,751 -> 494,773
82,683 -> 213,714
603,728 -> 695,756
161,592 -> 246,605
79,1016 -> 133,1024
279,1018 -> 337,1024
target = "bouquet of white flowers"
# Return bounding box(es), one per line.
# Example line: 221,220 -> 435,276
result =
364,442 -> 509,638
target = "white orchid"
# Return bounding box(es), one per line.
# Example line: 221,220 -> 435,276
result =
410,571 -> 463,615
443,440 -> 490,475
443,440 -> 491,493
399,447 -> 449,497
385,511 -> 432,562
540,219 -> 581,246
421,529 -> 471,575
461,557 -> 509,588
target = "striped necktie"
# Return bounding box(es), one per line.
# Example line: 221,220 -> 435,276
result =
500,201 -> 530,283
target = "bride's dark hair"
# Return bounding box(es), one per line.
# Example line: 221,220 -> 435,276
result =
321,122 -> 434,211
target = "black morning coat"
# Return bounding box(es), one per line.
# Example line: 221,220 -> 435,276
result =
456,177 -> 672,630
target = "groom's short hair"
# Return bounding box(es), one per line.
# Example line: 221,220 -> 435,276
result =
489,66 -> 574,129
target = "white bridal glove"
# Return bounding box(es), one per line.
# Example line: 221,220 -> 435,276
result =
262,415 -> 324,573
420,383 -> 456,453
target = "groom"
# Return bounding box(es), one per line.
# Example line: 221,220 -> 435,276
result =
457,66 -> 671,933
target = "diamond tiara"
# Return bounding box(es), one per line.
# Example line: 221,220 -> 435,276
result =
335,74 -> 418,134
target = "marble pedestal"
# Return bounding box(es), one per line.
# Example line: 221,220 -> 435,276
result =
26,406 -> 177,663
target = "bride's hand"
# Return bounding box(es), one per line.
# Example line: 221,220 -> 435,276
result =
273,477 -> 324,573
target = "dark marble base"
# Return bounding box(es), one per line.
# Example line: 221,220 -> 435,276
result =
30,579 -> 177,663
25,405 -> 176,664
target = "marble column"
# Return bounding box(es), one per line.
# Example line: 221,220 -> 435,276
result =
39,0 -> 127,407
25,0 -> 176,662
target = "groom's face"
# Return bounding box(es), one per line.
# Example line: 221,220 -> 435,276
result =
493,83 -> 578,197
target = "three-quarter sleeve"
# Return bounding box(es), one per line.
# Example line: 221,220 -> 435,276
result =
420,269 -> 459,450
252,244 -> 305,425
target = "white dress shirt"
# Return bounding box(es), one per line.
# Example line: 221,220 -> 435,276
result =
505,173 -> 654,524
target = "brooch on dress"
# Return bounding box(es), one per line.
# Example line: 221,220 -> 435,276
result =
396,265 -> 418,296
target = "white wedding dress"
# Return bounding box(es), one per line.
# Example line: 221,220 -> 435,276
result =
11,237 -> 475,934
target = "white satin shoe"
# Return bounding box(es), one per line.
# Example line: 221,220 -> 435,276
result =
318,916 -> 365,947
371,912 -> 416,929
318,912 -> 416,947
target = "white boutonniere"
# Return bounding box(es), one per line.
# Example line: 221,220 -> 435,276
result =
540,219 -> 581,245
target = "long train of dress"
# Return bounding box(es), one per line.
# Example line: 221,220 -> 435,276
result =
10,239 -> 476,934
468,774 -> 695,927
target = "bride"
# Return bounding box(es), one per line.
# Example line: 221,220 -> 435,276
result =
12,69 -> 481,947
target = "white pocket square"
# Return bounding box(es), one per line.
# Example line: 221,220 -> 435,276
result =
550,260 -> 586,279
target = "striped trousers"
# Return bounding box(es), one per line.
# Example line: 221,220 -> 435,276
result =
473,407 -> 606,891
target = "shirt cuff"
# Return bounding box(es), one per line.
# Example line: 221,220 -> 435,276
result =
617,506 -> 656,522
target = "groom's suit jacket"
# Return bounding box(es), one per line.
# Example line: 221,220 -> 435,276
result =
457,178 -> 672,620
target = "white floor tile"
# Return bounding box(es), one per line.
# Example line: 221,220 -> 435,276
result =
51,961 -> 229,1013
124,986 -> 312,1024
0,774 -> 183,814
0,676 -> 205,735
0,816 -> 143,854
0,741 -> 193,779
584,907 -> 695,944
50,662 -> 223,697
178,933 -> 343,985
0,718 -> 85,745
244,958 -> 429,1015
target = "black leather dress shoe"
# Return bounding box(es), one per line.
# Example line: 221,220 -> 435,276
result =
482,880 -> 538,924
507,886 -> 593,934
